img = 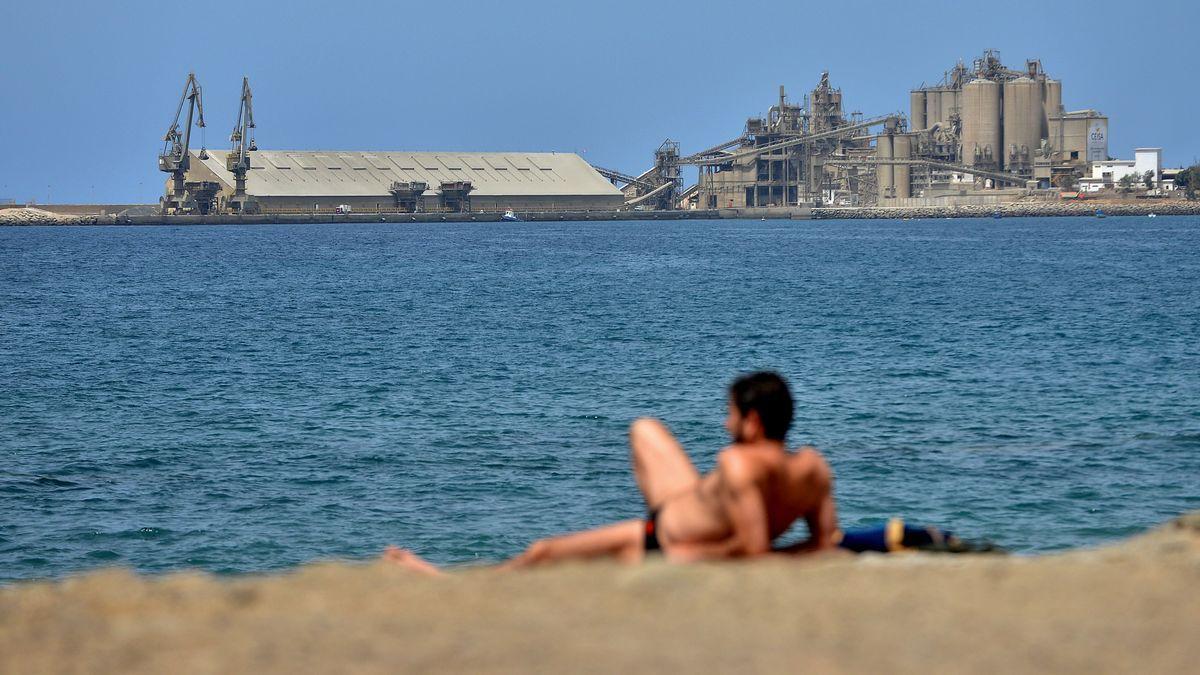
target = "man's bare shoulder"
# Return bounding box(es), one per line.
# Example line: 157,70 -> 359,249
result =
791,445 -> 828,466
715,444 -> 783,485
789,446 -> 833,486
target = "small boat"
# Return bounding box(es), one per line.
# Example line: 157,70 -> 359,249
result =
992,211 -> 1002,219
1095,209 -> 1106,219
1147,213 -> 1157,218
501,209 -> 521,222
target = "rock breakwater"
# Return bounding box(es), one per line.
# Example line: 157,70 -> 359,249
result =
814,200 -> 1200,220
0,208 -> 120,226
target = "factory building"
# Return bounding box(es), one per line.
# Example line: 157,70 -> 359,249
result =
1056,110 -> 1109,164
158,57 -> 1129,216
908,50 -> 1108,195
1079,148 -> 1162,192
694,74 -> 877,209
659,52 -> 1109,212
169,150 -> 624,214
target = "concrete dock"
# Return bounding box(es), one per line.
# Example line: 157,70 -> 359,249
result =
0,206 -> 810,226
2,202 -> 1198,227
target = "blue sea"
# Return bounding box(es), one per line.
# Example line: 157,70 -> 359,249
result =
1,217 -> 1198,582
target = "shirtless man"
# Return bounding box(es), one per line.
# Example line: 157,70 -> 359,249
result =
385,371 -> 839,573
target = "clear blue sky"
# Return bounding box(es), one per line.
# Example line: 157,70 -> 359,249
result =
1,0 -> 1196,203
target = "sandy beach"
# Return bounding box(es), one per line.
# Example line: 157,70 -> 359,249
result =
1,513 -> 1197,674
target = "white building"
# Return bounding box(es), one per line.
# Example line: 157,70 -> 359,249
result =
1080,148 -> 1162,192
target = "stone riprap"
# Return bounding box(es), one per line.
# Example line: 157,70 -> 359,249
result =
814,200 -> 1200,220
0,208 -> 121,226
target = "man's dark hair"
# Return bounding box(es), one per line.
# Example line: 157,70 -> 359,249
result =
730,371 -> 794,441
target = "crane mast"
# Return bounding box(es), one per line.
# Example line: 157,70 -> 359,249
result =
225,77 -> 258,213
158,73 -> 210,214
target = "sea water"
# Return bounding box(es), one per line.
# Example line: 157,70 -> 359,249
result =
1,217 -> 1198,581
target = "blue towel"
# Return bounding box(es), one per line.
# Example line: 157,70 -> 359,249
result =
836,518 -> 995,553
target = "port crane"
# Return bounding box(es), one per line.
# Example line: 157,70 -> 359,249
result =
225,77 -> 258,213
158,72 -> 213,214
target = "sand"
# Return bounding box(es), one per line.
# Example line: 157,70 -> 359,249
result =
2,513 -> 1198,674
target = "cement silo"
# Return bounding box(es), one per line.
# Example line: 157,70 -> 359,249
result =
961,78 -> 1001,168
1002,77 -> 1041,171
893,134 -> 912,199
940,89 -> 958,124
924,90 -> 942,127
1042,78 -> 1062,140
910,91 -> 927,130
876,133 -> 893,201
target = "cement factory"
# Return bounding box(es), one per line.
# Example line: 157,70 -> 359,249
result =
158,50 -> 1141,216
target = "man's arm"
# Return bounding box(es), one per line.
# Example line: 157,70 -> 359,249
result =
775,460 -> 839,555
774,493 -> 839,555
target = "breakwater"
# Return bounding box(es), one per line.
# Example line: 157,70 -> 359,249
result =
812,200 -> 1200,220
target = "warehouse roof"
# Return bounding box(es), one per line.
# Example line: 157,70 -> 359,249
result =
191,150 -> 623,198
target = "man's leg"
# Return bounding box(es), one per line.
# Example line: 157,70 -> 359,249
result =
501,519 -> 644,569
383,519 -> 644,573
382,546 -> 444,576
629,418 -> 700,508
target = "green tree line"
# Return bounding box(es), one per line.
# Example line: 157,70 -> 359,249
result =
1175,164 -> 1200,200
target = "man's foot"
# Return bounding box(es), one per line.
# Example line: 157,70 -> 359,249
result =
382,546 -> 444,576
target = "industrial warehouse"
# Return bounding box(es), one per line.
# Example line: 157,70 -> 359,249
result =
145,50 -> 1190,219
179,150 -> 624,214
156,77 -> 623,215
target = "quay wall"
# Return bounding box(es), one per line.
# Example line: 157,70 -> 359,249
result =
0,208 -> 725,227
3,202 -> 1198,227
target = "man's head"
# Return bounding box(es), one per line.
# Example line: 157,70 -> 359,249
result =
725,371 -> 794,443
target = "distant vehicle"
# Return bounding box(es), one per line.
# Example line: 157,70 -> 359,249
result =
335,205 -> 352,214
501,209 -> 521,222
633,205 -> 651,211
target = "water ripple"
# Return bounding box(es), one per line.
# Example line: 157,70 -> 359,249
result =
1,217 -> 1199,581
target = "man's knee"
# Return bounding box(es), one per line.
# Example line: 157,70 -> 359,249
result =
629,417 -> 665,449
526,539 -> 553,563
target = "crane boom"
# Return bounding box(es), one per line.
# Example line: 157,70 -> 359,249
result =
159,73 -> 209,214
225,77 -> 260,214
226,77 -> 256,174
159,73 -> 206,176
